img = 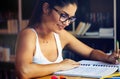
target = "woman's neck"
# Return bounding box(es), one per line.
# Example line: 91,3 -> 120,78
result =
35,24 -> 54,40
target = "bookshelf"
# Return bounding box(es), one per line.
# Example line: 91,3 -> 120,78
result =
116,0 -> 120,44
0,0 -> 18,34
70,0 -> 117,53
0,0 -> 30,34
0,0 -> 119,59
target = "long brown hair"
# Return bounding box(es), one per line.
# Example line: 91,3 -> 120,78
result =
27,0 -> 78,28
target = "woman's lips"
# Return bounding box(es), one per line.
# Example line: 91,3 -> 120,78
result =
57,24 -> 65,30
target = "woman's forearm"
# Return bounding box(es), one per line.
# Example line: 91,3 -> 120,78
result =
88,49 -> 109,63
16,63 -> 61,79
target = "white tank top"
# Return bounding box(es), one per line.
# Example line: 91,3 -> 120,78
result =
31,28 -> 63,64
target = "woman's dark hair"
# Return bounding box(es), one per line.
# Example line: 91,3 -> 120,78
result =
27,0 -> 78,28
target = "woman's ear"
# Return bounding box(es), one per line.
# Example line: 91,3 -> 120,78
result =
42,2 -> 50,14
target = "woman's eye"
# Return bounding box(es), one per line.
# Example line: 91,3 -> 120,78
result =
61,13 -> 68,18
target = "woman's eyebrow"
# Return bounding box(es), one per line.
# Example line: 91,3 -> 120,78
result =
62,10 -> 74,17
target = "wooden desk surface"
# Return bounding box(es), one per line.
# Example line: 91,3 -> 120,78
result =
36,75 -> 98,79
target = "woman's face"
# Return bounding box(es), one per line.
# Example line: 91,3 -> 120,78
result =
44,3 -> 77,33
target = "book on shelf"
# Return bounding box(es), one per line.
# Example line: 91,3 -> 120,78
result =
7,19 -> 18,34
80,23 -> 91,36
7,19 -> 29,34
99,28 -> 114,37
75,22 -> 86,35
75,22 -> 91,36
54,60 -> 120,78
85,32 -> 99,36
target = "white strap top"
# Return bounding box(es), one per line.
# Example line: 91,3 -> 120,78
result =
31,28 -> 63,64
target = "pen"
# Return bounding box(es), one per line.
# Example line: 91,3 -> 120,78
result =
116,41 -> 119,54
100,72 -> 120,79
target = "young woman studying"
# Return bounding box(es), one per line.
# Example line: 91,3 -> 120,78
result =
15,0 -> 120,79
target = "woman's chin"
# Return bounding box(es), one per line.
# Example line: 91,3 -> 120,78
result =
54,29 -> 63,34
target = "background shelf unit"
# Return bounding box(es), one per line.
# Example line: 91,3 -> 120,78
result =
69,0 -> 116,53
0,0 -> 119,58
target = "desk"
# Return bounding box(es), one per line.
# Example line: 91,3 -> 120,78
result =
35,75 -> 98,79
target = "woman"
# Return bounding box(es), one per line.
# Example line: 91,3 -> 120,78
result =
15,0 -> 120,79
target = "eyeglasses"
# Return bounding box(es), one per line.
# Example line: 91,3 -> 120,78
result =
53,7 -> 76,24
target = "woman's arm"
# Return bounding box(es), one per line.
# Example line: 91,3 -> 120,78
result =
89,49 -> 119,64
15,29 -> 80,79
60,30 -> 117,64
59,30 -> 93,58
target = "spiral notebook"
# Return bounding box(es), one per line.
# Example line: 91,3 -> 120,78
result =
54,60 -> 120,78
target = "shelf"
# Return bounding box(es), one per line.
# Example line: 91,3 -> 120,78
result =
0,33 -> 17,36
70,32 -> 114,39
75,35 -> 114,39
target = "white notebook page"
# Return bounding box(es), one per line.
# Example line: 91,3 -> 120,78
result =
54,60 -> 119,78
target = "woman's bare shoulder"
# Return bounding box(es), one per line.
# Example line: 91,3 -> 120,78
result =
16,28 -> 37,45
18,28 -> 36,38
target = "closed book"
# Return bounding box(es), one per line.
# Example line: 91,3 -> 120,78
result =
75,22 -> 86,35
80,23 -> 91,36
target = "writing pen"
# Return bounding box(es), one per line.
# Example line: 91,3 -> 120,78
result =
100,72 -> 120,79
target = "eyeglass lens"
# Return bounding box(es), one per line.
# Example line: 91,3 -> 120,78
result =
60,13 -> 76,23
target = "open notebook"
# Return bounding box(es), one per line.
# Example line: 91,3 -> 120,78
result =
54,60 -> 120,78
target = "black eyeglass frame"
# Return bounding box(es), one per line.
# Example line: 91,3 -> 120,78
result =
53,7 -> 76,24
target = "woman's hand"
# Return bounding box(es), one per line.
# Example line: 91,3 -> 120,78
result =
107,49 -> 120,64
58,59 -> 80,71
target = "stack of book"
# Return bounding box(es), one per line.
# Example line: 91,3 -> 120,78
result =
7,19 -> 18,34
99,28 -> 113,37
7,19 -> 29,34
75,22 -> 91,36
